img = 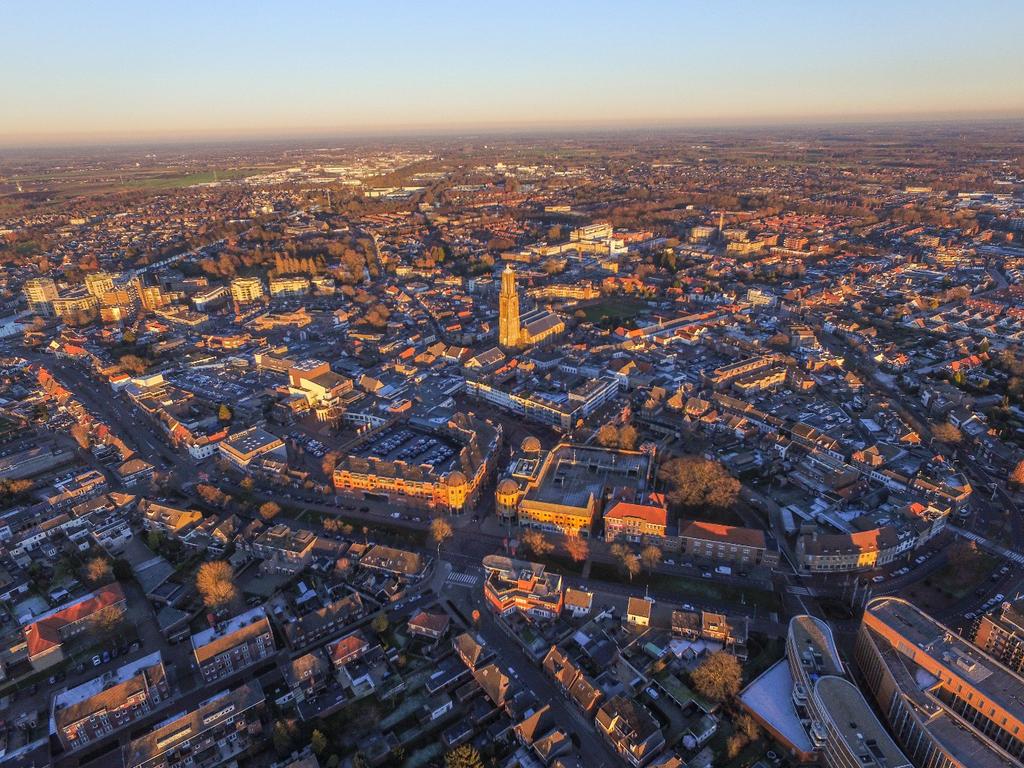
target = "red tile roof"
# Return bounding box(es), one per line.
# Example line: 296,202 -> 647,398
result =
24,583 -> 126,659
604,501 -> 667,527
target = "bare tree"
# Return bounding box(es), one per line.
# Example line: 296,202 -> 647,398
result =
691,651 -> 742,702
932,421 -> 963,445
196,561 -> 238,610
258,501 -> 281,521
658,456 -> 740,511
85,557 -> 113,586
566,536 -> 589,564
521,529 -> 553,557
90,604 -> 125,639
1012,459 -> 1024,489
640,544 -> 662,573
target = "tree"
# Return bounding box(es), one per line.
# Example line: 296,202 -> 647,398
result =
118,354 -> 148,375
445,745 -> 485,768
727,713 -> 760,758
932,421 -> 963,445
196,484 -> 230,508
90,604 -> 125,638
218,403 -> 233,422
196,561 -> 238,610
1011,459 -> 1024,489
622,552 -> 641,581
596,423 -> 619,448
736,712 -> 760,741
322,451 -> 340,476
272,721 -> 293,757
431,517 -> 453,551
371,612 -> 389,634
610,544 -> 641,581
258,501 -> 281,521
566,536 -> 589,564
691,651 -> 742,702
521,529 -> 553,557
947,538 -> 980,567
311,729 -> 328,756
618,424 -> 638,450
658,457 -> 740,511
640,544 -> 662,573
0,477 -> 33,504
595,422 -> 638,450
85,557 -> 113,585
70,423 -> 91,450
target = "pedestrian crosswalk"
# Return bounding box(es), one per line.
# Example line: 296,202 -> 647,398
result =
787,585 -> 814,596
446,570 -> 480,587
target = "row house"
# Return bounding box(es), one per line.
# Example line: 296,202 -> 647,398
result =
53,652 -> 170,751
191,606 -> 276,683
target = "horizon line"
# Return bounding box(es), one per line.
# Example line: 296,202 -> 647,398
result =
3,111 -> 1024,153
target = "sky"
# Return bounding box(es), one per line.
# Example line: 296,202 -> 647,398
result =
2,0 -> 1023,146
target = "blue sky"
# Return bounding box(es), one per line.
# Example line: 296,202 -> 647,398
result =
2,0 -> 1022,144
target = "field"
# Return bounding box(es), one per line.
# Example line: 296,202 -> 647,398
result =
124,167 -> 262,190
579,296 -> 653,325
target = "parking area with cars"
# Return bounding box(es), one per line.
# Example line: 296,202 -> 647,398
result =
352,426 -> 459,471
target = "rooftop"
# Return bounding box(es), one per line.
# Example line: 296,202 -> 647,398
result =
523,444 -> 651,511
866,596 -> 1024,726
814,676 -> 910,767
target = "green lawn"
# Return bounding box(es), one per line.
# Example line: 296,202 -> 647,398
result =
580,296 -> 653,324
583,561 -> 781,614
927,551 -> 1000,600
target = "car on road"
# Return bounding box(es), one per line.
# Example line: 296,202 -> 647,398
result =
871,575 -> 885,583
645,686 -> 659,699
681,603 -> 695,612
92,655 -> 101,666
102,651 -> 110,663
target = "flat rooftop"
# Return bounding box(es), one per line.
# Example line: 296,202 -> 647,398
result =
815,676 -> 910,767
874,641 -> 1013,768
789,615 -> 844,678
739,660 -> 812,754
868,597 -> 1024,727
223,427 -> 281,455
523,444 -> 650,510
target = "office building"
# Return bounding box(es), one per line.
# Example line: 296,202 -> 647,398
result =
856,596 -> 1024,767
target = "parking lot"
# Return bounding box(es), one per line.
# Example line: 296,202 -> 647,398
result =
352,426 -> 459,471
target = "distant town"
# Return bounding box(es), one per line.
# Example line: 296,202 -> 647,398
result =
1,124 -> 1024,768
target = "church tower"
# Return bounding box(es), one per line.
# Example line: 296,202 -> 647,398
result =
499,264 -> 521,348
